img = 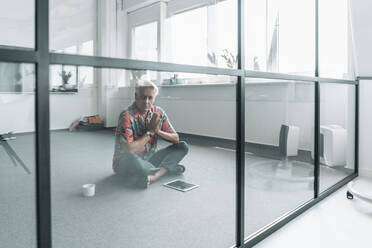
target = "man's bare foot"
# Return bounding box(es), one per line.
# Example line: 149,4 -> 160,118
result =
151,167 -> 168,182
146,175 -> 151,188
140,167 -> 167,189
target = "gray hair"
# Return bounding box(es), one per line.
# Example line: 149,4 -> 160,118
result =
135,80 -> 159,96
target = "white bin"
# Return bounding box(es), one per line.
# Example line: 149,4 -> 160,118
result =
321,125 -> 347,167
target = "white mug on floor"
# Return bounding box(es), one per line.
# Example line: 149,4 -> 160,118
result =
82,184 -> 95,197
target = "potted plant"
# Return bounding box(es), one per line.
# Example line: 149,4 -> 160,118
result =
59,70 -> 72,91
221,49 -> 237,69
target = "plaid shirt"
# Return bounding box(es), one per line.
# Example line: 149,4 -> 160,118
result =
113,102 -> 175,162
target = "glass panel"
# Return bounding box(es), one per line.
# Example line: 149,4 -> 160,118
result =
245,78 -> 315,237
319,0 -> 351,79
319,83 -> 355,192
50,0 -> 96,54
51,67 -> 236,248
50,0 -> 237,68
0,1 -> 35,48
0,62 -> 36,247
245,0 -> 315,76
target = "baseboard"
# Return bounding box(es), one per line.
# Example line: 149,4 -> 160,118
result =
10,128 -> 114,136
8,130 -> 313,163
178,132 -> 313,163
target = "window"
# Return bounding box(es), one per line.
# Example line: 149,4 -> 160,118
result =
50,40 -> 94,91
132,22 -> 158,82
79,40 -> 94,56
319,0 -> 350,79
212,0 -> 238,68
165,0 -> 237,82
133,22 -> 158,61
50,65 -> 77,92
167,7 -> 208,66
245,0 -> 315,75
126,1 -> 237,85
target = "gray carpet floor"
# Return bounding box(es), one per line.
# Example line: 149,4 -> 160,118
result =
0,130 -> 353,248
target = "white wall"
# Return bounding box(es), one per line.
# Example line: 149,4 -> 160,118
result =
0,93 -> 35,134
0,88 -> 98,133
349,0 -> 372,76
50,88 -> 98,130
350,0 -> 372,177
106,82 -> 353,152
359,80 -> 372,177
358,80 -> 372,175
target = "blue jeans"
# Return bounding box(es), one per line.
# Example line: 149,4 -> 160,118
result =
113,141 -> 189,177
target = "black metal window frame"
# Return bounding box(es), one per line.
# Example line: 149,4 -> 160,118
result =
0,0 -> 358,248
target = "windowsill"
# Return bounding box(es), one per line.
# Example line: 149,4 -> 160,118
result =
49,91 -> 78,94
0,91 -> 77,95
50,87 -> 78,93
160,82 -> 236,87
159,81 -> 295,87
0,92 -> 35,94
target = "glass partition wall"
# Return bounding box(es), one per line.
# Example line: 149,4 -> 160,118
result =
50,68 -> 237,248
0,62 -> 36,248
244,79 -> 315,237
0,0 -> 358,248
319,83 -> 356,192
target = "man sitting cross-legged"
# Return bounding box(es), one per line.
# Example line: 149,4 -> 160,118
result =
112,80 -> 189,188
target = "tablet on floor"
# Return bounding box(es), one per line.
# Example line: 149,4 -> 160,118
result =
163,179 -> 199,192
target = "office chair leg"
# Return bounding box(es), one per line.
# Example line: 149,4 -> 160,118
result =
346,191 -> 354,200
1,141 -> 31,174
2,143 -> 18,167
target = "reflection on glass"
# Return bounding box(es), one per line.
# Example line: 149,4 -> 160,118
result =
319,83 -> 355,192
0,62 -> 35,92
0,1 -> 35,48
0,62 -> 36,247
51,68 -> 236,248
245,0 -> 315,75
244,78 -> 314,237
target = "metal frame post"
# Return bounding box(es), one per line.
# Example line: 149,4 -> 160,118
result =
314,0 -> 320,199
236,0 -> 245,246
355,81 -> 359,175
35,0 -> 52,248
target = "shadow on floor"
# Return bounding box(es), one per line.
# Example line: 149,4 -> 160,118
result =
93,174 -> 142,195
